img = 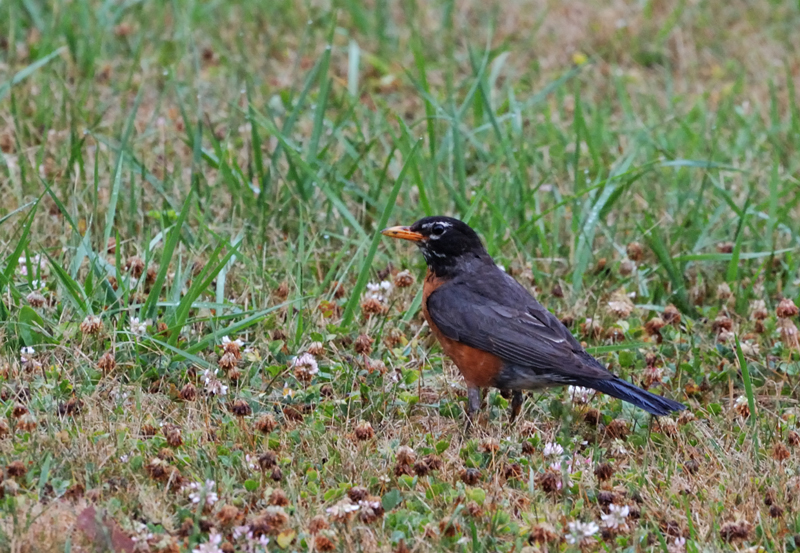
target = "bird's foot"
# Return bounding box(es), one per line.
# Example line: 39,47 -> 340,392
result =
463,386 -> 482,434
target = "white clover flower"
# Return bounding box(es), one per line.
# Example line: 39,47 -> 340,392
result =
222,335 -> 244,348
232,525 -> 250,540
203,369 -> 228,396
206,379 -> 228,396
554,454 -> 593,475
192,530 -> 223,553
607,299 -> 633,319
568,385 -> 592,404
292,353 -> 319,382
293,353 -> 318,372
359,499 -> 382,510
601,504 -> 630,529
326,499 -> 360,521
609,439 -> 629,456
203,368 -> 217,383
543,442 -> 564,456
547,462 -> 573,490
740,341 -> 760,356
80,314 -> 102,334
17,254 -> 46,277
566,520 -> 600,545
364,281 -> 393,302
188,479 -> 218,506
130,521 -> 154,544
129,317 -> 147,335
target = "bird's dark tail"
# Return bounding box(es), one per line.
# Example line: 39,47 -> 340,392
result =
587,377 -> 686,416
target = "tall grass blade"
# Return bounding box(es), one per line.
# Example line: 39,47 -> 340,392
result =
142,190 -> 194,320
734,335 -> 759,469
641,216 -> 695,317
169,242 -> 241,347
104,86 -> 144,252
571,150 -> 636,293
2,200 -> 39,281
0,47 -> 66,102
342,139 -> 422,326
44,252 -> 88,315
726,197 -> 749,285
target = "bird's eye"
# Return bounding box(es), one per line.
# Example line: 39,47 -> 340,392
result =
431,223 -> 446,236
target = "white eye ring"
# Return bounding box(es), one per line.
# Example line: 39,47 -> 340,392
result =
431,223 -> 446,236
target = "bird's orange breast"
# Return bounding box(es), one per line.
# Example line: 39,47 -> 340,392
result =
422,270 -> 504,388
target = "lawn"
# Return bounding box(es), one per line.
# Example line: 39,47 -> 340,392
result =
2,0 -> 800,551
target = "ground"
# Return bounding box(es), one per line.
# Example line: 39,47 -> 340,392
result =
1,0 -> 800,551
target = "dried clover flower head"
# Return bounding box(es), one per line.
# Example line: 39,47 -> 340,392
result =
80,315 -> 103,335
777,298 -> 799,319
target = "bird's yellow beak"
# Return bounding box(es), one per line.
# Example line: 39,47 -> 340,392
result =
381,225 -> 425,242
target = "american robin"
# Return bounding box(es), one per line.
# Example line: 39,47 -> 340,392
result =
382,216 -> 685,419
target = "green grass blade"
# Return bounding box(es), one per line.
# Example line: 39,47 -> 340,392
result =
142,190 -> 194,320
184,303 -> 301,355
144,336 -> 215,371
44,252 -> 88,315
342,139 -> 422,326
768,161 -> 779,252
734,335 -> 759,469
641,216 -> 695,317
103,85 -> 144,252
215,231 -> 244,307
306,19 -> 336,169
402,288 -> 424,324
246,81 -> 266,190
571,150 -> 636,293
0,47 -> 66,102
168,244 -> 227,346
673,247 -> 797,262
726,197 -> 749,285
2,200 -> 39,281
0,201 -> 37,227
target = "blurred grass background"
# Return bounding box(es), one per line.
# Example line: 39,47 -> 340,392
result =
2,0 -> 799,313
2,0 -> 800,551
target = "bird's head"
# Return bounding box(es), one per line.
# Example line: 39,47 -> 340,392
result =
382,216 -> 489,275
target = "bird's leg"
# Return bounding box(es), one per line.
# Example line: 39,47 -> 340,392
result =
510,390 -> 523,422
465,386 -> 482,429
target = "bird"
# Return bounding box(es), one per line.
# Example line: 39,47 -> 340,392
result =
381,215 -> 686,420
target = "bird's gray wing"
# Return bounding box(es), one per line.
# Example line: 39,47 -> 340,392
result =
426,274 -> 612,381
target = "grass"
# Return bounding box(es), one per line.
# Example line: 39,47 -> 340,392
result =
1,0 -> 800,551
